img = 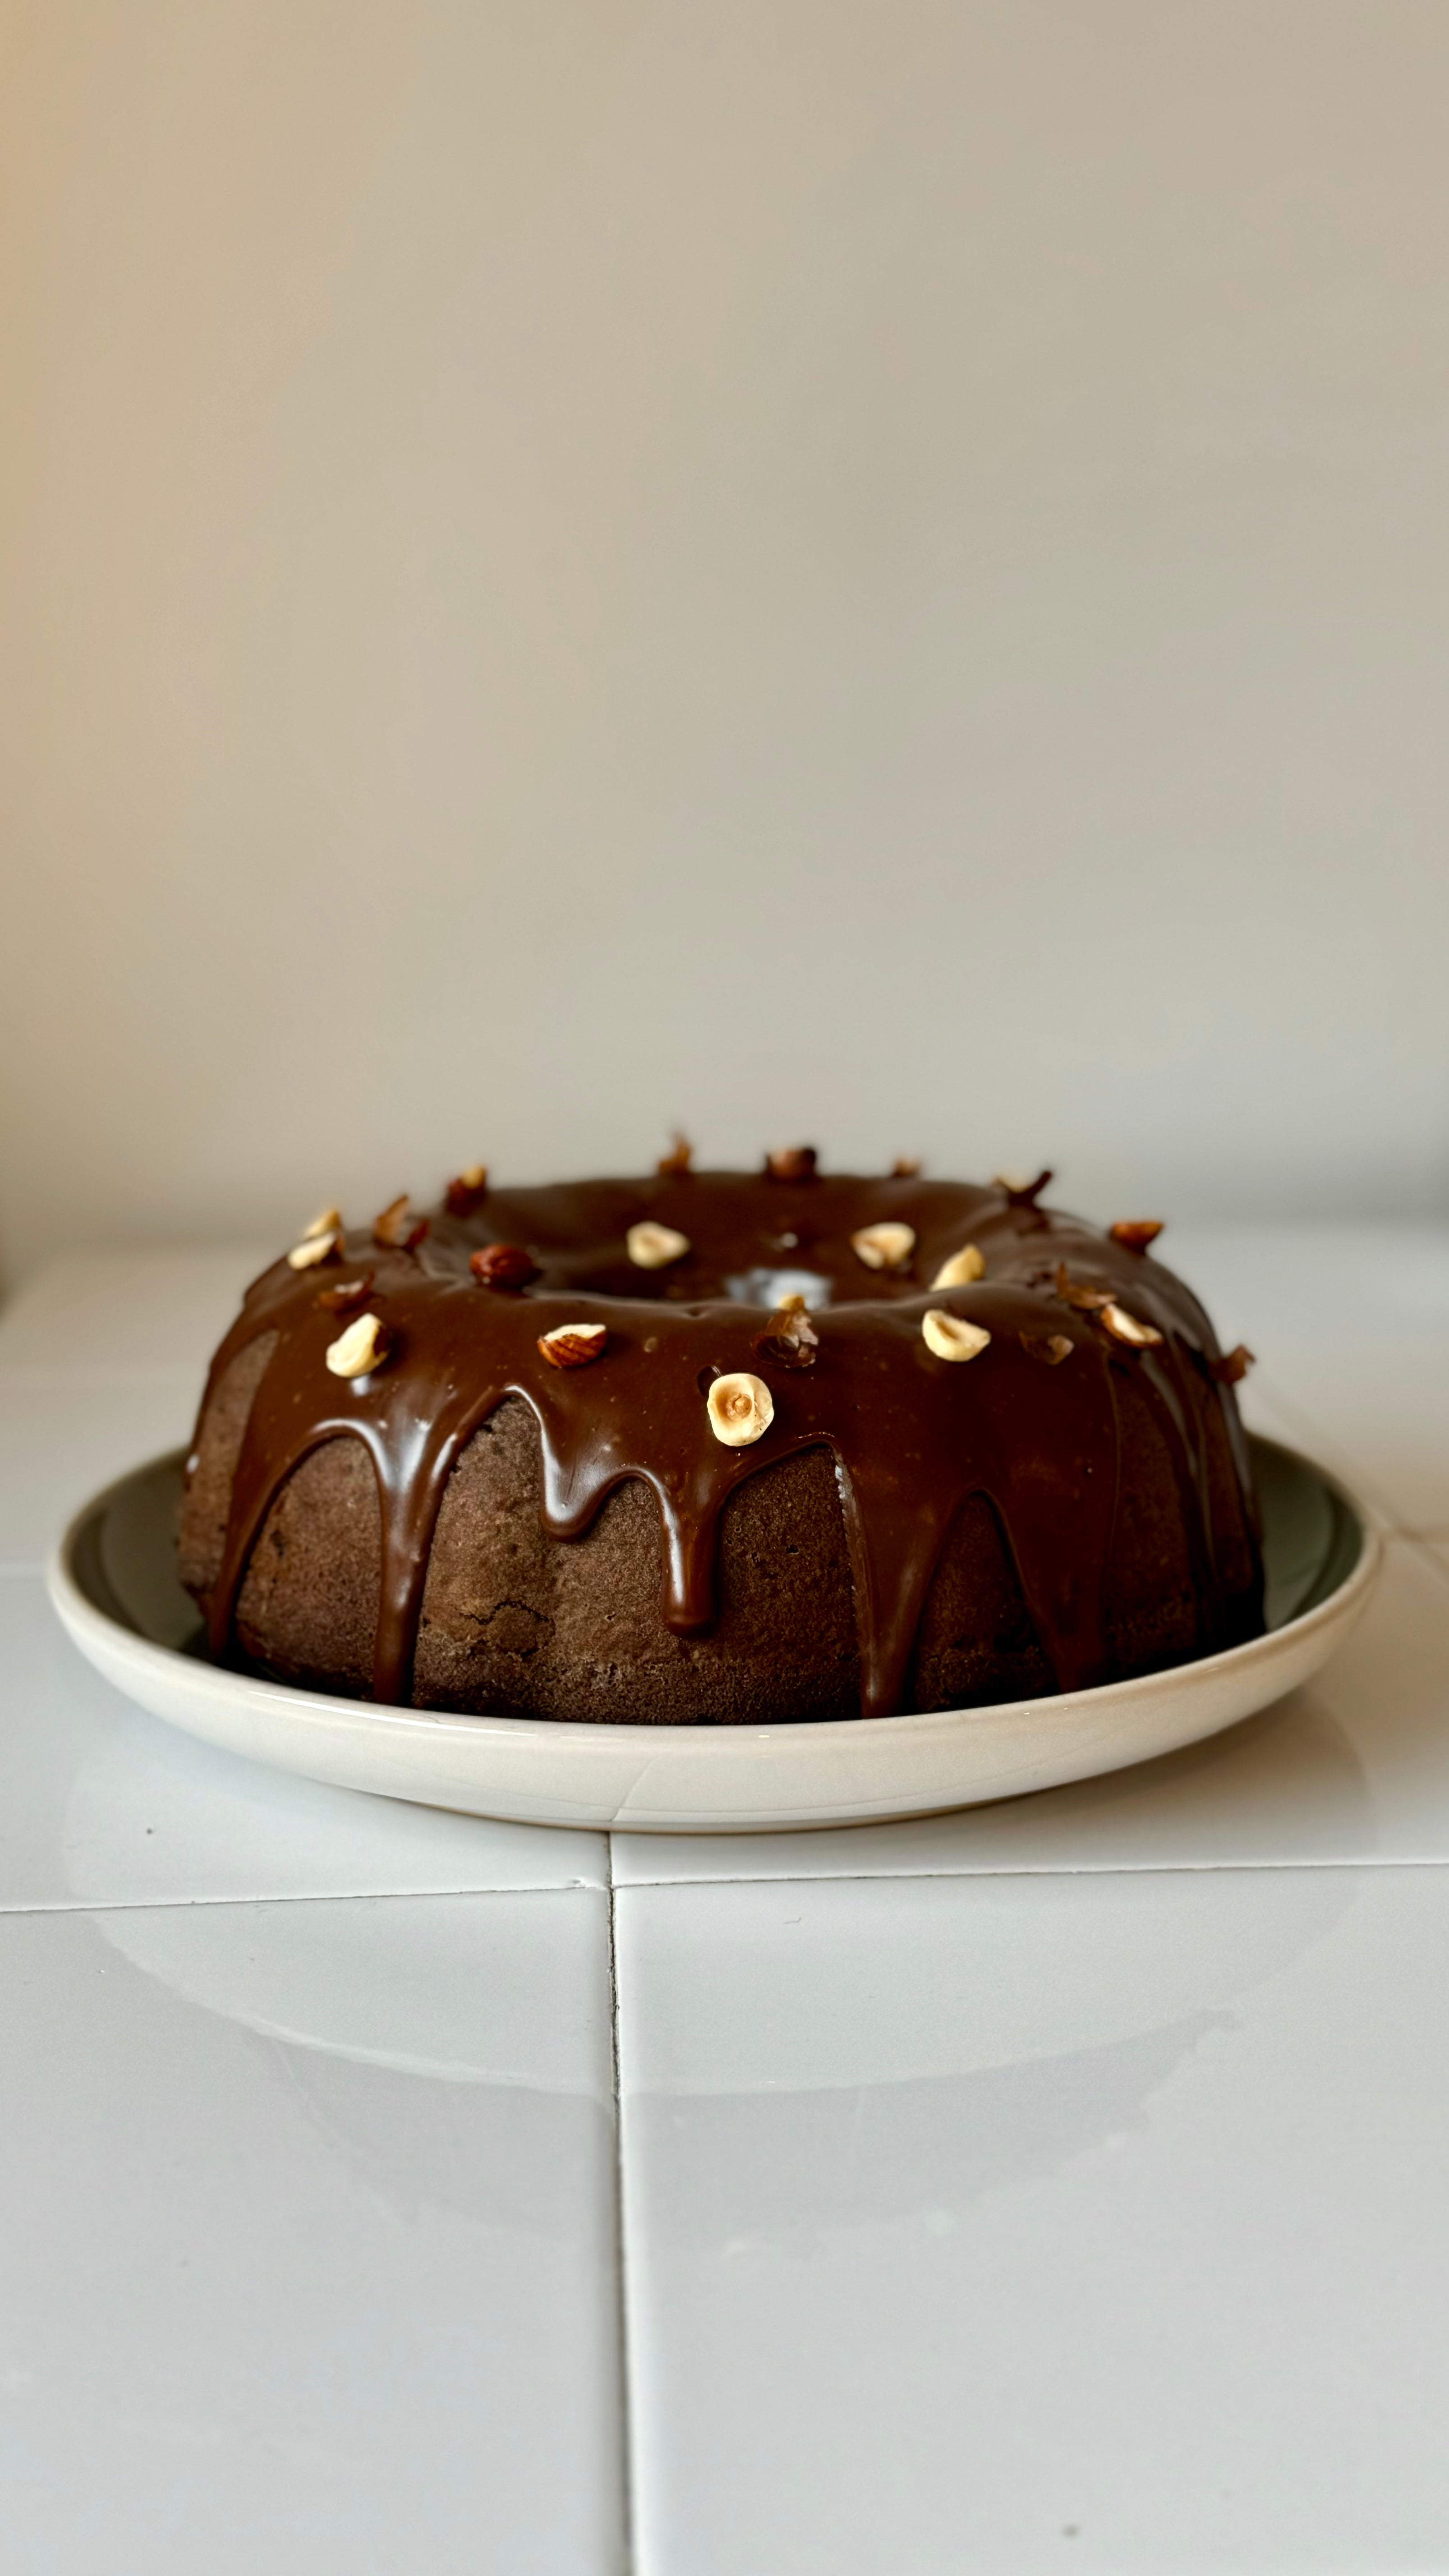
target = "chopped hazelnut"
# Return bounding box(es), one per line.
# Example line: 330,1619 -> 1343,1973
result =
373,1196 -> 429,1251
765,1146 -> 818,1182
1100,1302 -> 1164,1348
932,1243 -> 985,1289
538,1322 -> 608,1369
657,1133 -> 693,1177
1021,1331 -> 1076,1366
1053,1263 -> 1113,1312
470,1243 -> 540,1290
316,1272 -> 375,1313
753,1305 -> 819,1371
891,1156 -> 922,1178
445,1165 -> 489,1218
706,1370 -> 775,1447
922,1308 -> 990,1363
287,1231 -> 340,1271
627,1220 -> 690,1269
851,1221 -> 915,1272
995,1168 -> 1053,1205
325,1311 -> 392,1378
1109,1219 -> 1164,1254
303,1205 -> 343,1240
1210,1343 -> 1255,1385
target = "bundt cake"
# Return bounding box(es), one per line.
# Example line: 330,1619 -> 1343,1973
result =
178,1151 -> 1263,1724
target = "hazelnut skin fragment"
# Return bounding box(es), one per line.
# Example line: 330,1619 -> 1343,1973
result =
706,1371 -> 775,1447
1021,1331 -> 1075,1366
1210,1343 -> 1255,1385
753,1304 -> 819,1370
1053,1263 -> 1113,1313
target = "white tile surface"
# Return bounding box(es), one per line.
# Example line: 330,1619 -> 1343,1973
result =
616,1866 -> 1449,2575
0,1888 -> 622,2576
0,1574 -> 607,1904
1254,1339 -> 1449,1536
0,1247 -> 270,1372
1172,1223 -> 1449,1535
613,1536 -> 1449,1884
0,1370 -> 201,1569
0,1245 -> 268,1568
1168,1222 -> 1449,1356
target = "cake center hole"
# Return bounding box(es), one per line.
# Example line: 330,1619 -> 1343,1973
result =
722,1267 -> 834,1310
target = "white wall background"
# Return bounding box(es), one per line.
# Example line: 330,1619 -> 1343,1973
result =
2,0 -> 1447,1280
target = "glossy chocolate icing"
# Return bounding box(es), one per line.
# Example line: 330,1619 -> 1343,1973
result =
192,1167 -> 1262,1720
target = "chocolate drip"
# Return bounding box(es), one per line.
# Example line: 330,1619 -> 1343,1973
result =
193,1172 -> 1262,1718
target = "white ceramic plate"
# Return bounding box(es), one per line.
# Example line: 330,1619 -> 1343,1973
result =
47,1436 -> 1379,1835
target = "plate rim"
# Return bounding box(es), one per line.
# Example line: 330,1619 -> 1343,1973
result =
46,1433 -> 1384,1763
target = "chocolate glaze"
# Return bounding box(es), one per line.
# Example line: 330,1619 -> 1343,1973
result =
191,1170 -> 1262,1720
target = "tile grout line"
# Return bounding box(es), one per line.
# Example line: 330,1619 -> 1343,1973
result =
0,1878 -> 605,1918
607,1853 -> 1449,1892
605,1837 -> 638,2576
9,1853 -> 1449,1920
